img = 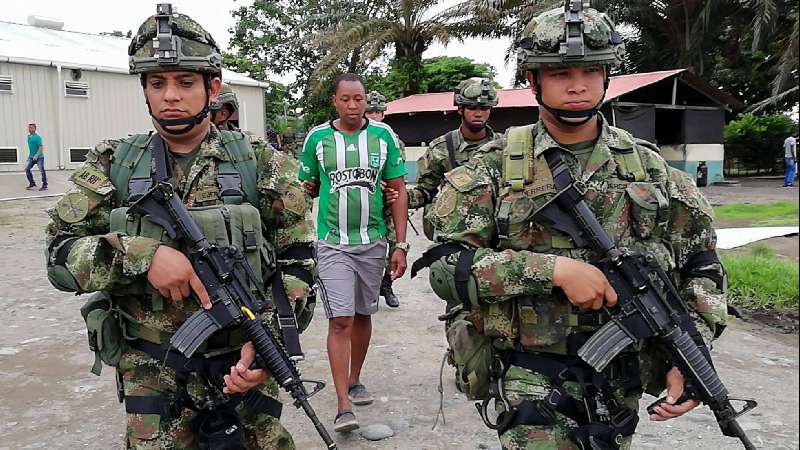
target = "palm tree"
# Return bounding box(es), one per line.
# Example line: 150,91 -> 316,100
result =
746,0 -> 799,111
309,0 -> 505,96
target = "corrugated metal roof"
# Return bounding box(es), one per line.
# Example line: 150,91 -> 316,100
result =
386,69 -> 687,115
0,20 -> 267,88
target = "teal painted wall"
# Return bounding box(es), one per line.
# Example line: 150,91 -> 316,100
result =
666,160 -> 724,184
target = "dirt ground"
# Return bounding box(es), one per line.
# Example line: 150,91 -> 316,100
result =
0,182 -> 797,450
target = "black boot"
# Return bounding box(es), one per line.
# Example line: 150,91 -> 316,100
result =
380,270 -> 400,308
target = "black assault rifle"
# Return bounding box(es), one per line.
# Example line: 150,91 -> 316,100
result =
532,149 -> 757,450
129,181 -> 337,449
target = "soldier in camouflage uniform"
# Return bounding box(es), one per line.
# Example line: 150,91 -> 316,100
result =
419,3 -> 727,449
210,83 -> 240,131
406,77 -> 499,239
44,5 -> 312,448
366,90 -> 402,307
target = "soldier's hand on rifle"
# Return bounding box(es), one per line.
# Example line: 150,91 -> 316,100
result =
649,367 -> 700,421
553,256 -> 617,310
381,180 -> 399,205
147,245 -> 212,309
223,342 -> 269,394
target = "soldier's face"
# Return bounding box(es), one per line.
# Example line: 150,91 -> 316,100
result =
213,106 -> 232,126
144,72 -> 221,125
333,81 -> 367,126
531,66 -> 606,112
460,106 -> 491,131
365,111 -> 384,122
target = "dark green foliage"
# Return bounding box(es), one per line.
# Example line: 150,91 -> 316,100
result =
366,56 -> 498,101
724,113 -> 797,169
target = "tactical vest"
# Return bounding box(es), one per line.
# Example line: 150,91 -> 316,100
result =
486,124 -> 672,354
100,130 -> 272,352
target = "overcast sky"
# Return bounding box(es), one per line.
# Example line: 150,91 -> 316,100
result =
2,0 -> 517,88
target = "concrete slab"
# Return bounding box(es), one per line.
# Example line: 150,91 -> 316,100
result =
0,169 -> 72,202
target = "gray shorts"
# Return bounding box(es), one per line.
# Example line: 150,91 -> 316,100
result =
315,240 -> 387,318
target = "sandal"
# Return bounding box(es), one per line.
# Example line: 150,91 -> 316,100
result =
334,410 -> 359,433
348,383 -> 374,406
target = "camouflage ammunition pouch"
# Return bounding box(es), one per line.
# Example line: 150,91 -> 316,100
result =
445,309 -> 493,400
625,182 -> 669,240
81,291 -> 125,375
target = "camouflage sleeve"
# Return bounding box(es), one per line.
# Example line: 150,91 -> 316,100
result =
253,138 -> 287,201
45,141 -> 161,293
428,153 -> 557,303
666,166 -> 727,342
409,142 -> 447,210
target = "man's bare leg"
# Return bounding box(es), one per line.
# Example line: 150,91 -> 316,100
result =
348,314 -> 372,386
328,316 -> 354,413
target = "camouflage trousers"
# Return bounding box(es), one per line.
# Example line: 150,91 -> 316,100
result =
119,347 -> 295,449
498,364 -> 641,450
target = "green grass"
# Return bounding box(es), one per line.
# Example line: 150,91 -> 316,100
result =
722,245 -> 799,310
714,201 -> 799,226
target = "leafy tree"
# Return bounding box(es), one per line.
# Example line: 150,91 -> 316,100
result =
465,0 -> 798,111
724,113 -> 797,171
366,56 -> 497,100
226,0 -> 395,128
311,0 -> 503,96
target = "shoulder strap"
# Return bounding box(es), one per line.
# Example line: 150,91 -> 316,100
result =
503,124 -> 538,191
445,130 -> 459,171
219,129 -> 259,205
110,133 -> 152,206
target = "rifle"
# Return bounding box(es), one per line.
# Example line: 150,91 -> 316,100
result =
532,149 -> 757,450
129,181 -> 337,450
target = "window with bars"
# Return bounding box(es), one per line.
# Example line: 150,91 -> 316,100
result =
69,148 -> 92,163
0,75 -> 12,93
65,81 -> 90,97
0,147 -> 19,164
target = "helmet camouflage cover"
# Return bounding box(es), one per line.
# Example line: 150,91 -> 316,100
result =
211,83 -> 239,112
366,91 -> 387,112
128,3 -> 222,75
454,77 -> 498,107
516,1 -> 625,71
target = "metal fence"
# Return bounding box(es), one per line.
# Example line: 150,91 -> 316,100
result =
723,157 -> 786,177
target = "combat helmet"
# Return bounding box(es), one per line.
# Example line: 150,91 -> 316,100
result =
516,0 -> 625,124
211,83 -> 239,113
366,91 -> 387,112
454,77 -> 498,107
128,3 -> 222,134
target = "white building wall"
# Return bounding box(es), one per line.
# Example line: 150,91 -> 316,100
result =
62,69 -> 152,168
0,62 -> 59,172
0,61 -> 267,173
232,86 -> 265,137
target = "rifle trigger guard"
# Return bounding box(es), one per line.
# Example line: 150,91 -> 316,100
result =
301,379 -> 326,399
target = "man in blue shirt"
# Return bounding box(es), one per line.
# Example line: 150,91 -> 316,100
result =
25,123 -> 47,191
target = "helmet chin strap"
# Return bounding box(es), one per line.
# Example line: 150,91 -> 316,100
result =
145,75 -> 212,136
534,70 -> 610,127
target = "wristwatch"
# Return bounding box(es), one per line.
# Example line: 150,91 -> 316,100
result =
394,242 -> 411,253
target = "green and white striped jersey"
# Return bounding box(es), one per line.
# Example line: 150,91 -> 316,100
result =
299,119 -> 406,245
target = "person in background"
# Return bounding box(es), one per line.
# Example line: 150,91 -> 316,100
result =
25,122 -> 47,191
784,132 -> 797,187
